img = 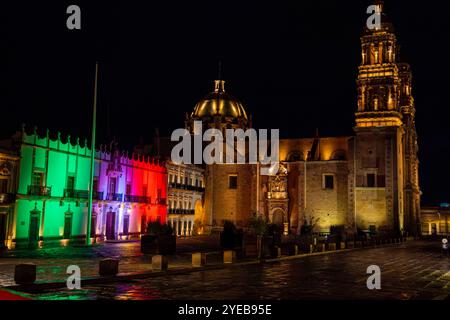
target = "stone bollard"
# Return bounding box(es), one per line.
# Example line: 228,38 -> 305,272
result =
340,242 -> 346,250
293,244 -> 299,256
270,246 -> 282,258
355,241 -> 362,248
152,255 -> 168,271
309,244 -> 314,254
317,243 -> 325,252
223,250 -> 237,264
192,253 -> 207,267
99,258 -> 119,276
14,264 -> 36,285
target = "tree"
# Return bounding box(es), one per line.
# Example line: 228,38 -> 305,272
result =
249,213 -> 268,260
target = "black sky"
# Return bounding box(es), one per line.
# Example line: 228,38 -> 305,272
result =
1,0 -> 449,205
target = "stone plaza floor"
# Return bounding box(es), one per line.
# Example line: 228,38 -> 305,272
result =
3,239 -> 450,300
0,235 -> 223,287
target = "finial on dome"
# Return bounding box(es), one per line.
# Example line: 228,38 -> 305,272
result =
214,80 -> 225,93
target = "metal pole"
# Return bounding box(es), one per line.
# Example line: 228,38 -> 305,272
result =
86,62 -> 98,245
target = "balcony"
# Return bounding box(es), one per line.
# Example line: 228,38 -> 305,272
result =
106,193 -> 123,202
124,195 -> 151,204
168,208 -> 195,215
93,191 -> 104,201
27,185 -> 52,197
64,189 -> 89,199
168,183 -> 205,192
156,198 -> 166,205
0,193 -> 15,204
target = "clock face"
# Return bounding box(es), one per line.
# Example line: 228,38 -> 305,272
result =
442,239 -> 448,244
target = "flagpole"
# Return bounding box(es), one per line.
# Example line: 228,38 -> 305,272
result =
86,62 -> 98,245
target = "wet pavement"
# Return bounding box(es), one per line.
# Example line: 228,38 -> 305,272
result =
0,236 -> 223,286
22,241 -> 450,300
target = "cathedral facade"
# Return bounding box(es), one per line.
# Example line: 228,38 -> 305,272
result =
187,3 -> 421,236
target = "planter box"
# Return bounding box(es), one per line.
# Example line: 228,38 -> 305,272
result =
223,250 -> 237,263
141,234 -> 176,254
152,255 -> 168,271
99,258 -> 119,276
14,264 -> 36,285
192,253 -> 207,267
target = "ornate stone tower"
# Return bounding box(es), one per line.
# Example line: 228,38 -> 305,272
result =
349,1 -> 420,235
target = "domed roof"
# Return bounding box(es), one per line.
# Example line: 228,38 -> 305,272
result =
191,80 -> 248,121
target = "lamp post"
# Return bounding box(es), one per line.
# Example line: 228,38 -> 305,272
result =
86,62 -> 99,245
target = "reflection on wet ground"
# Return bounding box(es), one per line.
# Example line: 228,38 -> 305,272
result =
31,241 -> 450,300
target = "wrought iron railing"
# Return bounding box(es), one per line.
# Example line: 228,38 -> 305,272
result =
168,208 -> 195,215
106,193 -> 123,202
168,183 -> 205,192
64,189 -> 89,199
27,185 -> 52,197
124,195 -> 151,204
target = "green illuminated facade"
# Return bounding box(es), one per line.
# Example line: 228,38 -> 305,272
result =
2,126 -> 167,249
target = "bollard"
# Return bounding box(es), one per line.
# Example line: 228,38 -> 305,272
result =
293,244 -> 299,256
328,243 -> 336,251
192,253 -> 207,267
270,246 -> 281,258
317,243 -> 325,252
14,264 -> 36,285
99,258 -> 119,276
340,242 -> 346,250
152,255 -> 168,271
223,250 -> 237,264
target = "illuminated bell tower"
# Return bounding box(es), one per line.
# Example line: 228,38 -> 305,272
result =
350,1 -> 420,236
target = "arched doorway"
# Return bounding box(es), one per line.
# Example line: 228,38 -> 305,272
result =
272,209 -> 285,226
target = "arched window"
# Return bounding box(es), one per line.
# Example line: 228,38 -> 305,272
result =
287,151 -> 303,162
330,150 -> 346,161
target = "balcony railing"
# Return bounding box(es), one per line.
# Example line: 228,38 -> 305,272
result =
168,208 -> 195,215
124,195 -> 151,204
27,185 -> 52,197
156,198 -> 166,205
168,183 -> 205,192
106,193 -> 123,202
0,193 -> 15,204
64,189 -> 89,199
93,191 -> 104,201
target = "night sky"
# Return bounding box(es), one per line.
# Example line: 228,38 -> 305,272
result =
1,0 -> 449,205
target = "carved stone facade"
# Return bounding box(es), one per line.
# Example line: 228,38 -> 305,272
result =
166,161 -> 205,236
0,148 -> 19,248
189,3 -> 421,236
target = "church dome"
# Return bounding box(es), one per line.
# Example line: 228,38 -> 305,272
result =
191,80 -> 248,121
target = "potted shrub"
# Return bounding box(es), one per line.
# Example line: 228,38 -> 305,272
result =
141,220 -> 176,254
220,220 -> 243,249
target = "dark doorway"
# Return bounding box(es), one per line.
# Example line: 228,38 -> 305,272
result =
0,214 -> 6,248
29,210 -> 40,248
106,211 -> 116,240
123,215 -> 130,236
91,213 -> 97,238
63,212 -> 72,239
140,215 -> 147,234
